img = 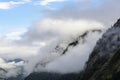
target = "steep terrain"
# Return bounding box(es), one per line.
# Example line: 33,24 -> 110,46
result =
24,19 -> 120,80
80,19 -> 120,80
25,72 -> 81,80
24,29 -> 102,80
3,19 -> 120,80
81,48 -> 120,80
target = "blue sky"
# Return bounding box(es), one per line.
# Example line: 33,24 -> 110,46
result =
0,0 -> 41,34
0,0 -> 69,34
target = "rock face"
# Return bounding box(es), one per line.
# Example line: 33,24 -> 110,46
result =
80,19 -> 120,80
80,48 -> 120,80
25,72 -> 81,80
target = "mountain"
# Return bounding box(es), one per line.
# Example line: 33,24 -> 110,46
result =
6,75 -> 24,80
80,47 -> 120,80
25,72 -> 81,80
24,29 -> 102,80
24,19 -> 120,80
4,19 -> 120,80
80,18 -> 120,80
56,29 -> 101,55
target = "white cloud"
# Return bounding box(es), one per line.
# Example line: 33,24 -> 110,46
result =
0,58 -> 25,77
22,18 -> 104,75
23,18 -> 104,42
5,30 -> 26,40
45,32 -> 102,73
39,0 -> 65,6
0,40 -> 40,60
0,0 -> 31,9
0,18 -> 105,77
0,44 -> 39,59
0,58 -> 23,69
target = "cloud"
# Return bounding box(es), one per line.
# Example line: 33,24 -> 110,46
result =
42,0 -> 120,26
1,0 -> 118,78
44,32 -> 102,73
0,0 -> 31,9
0,18 -> 105,77
0,30 -> 40,60
0,42 -> 39,61
22,18 -> 104,43
5,30 -> 26,40
0,58 -> 24,77
39,0 -> 65,6
21,18 -> 104,75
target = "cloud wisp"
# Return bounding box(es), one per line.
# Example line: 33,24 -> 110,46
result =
0,0 -> 31,9
39,0 -> 65,6
42,0 -> 120,26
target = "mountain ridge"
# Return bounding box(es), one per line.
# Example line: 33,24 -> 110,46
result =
80,18 -> 120,80
3,19 -> 120,80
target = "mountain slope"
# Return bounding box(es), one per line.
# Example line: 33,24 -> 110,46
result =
24,29 -> 102,80
80,19 -> 120,80
9,19 -> 120,80
80,47 -> 120,80
25,72 -> 81,80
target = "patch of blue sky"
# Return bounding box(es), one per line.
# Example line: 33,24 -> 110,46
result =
0,3 -> 43,34
0,0 -> 22,2
0,0 -> 105,34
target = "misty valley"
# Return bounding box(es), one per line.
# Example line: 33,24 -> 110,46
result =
0,0 -> 120,80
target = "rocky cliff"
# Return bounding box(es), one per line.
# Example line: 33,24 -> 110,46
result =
80,19 -> 120,80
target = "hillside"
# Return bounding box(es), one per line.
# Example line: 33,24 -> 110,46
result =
24,19 -> 120,80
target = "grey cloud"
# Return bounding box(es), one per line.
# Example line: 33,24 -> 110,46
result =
43,0 -> 120,26
19,19 -> 104,46
19,19 -> 104,75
